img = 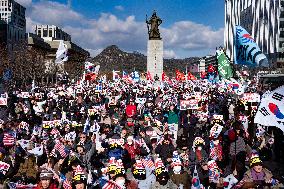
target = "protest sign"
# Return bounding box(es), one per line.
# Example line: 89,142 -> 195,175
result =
0,161 -> 10,175
242,93 -> 260,102
135,98 -> 146,104
180,99 -> 199,110
213,115 -> 223,120
21,92 -> 30,98
88,109 -> 96,116
0,93 -> 7,106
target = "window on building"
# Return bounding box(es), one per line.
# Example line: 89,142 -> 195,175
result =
49,29 -> 52,37
281,1 -> 284,7
281,11 -> 284,18
279,41 -> 284,48
38,29 -> 41,37
281,21 -> 284,28
280,31 -> 284,38
43,29 -> 47,37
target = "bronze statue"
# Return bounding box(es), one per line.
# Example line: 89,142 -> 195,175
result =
146,10 -> 162,40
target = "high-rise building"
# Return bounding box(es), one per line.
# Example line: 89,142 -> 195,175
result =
0,0 -> 26,50
224,0 -> 284,66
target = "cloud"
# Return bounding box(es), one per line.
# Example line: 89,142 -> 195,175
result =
164,49 -> 177,59
115,5 -> 124,11
27,1 -> 83,27
24,1 -> 223,58
86,48 -> 103,57
162,21 -> 224,51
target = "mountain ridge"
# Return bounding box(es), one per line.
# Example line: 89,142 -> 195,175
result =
92,45 -> 200,76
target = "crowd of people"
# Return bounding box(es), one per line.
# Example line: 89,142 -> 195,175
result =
0,77 -> 283,189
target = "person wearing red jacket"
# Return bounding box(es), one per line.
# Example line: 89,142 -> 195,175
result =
124,136 -> 140,160
36,169 -> 59,189
125,99 -> 137,118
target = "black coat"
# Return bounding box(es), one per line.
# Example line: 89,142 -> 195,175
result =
155,142 -> 175,163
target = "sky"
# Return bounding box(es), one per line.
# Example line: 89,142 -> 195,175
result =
17,0 -> 225,58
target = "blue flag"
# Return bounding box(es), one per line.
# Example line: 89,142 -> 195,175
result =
234,25 -> 268,67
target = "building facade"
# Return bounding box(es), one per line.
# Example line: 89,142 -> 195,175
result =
35,25 -> 71,42
224,0 -> 283,65
0,0 -> 26,50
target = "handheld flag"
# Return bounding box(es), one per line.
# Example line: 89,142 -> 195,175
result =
55,40 -> 68,64
113,71 -> 120,81
187,72 -> 197,80
84,62 -> 94,72
191,165 -> 204,189
122,71 -> 128,79
217,48 -> 233,79
254,85 -> 284,132
235,25 -> 268,67
146,71 -> 152,81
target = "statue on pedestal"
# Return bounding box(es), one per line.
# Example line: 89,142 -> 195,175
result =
146,10 -> 162,40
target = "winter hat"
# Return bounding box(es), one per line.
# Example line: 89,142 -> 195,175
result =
155,158 -> 169,185
154,158 -> 167,176
115,159 -> 125,176
207,160 -> 218,170
193,137 -> 205,149
210,124 -> 223,139
108,157 -> 117,174
132,160 -> 146,180
40,169 -> 54,180
250,151 -> 262,167
127,135 -> 134,142
73,165 -> 87,182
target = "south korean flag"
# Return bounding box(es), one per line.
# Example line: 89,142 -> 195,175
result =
254,86 -> 284,132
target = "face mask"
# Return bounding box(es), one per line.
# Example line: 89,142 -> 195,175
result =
116,179 -> 126,188
127,141 -> 133,145
158,177 -> 168,185
173,166 -> 181,173
213,140 -> 219,145
197,146 -> 202,151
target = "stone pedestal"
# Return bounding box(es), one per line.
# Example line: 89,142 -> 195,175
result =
147,40 -> 163,81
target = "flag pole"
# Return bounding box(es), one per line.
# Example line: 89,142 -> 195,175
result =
186,64 -> 188,82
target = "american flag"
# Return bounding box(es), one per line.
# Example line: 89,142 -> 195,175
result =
63,180 -> 72,189
3,133 -> 15,146
141,157 -> 154,169
54,142 -> 67,158
101,179 -> 121,189
51,128 -> 60,136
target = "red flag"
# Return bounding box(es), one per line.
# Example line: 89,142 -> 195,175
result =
187,72 -> 197,80
85,73 -> 96,81
176,70 -> 185,81
200,71 -> 207,79
146,71 -> 152,81
162,72 -> 169,81
208,64 -> 216,73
